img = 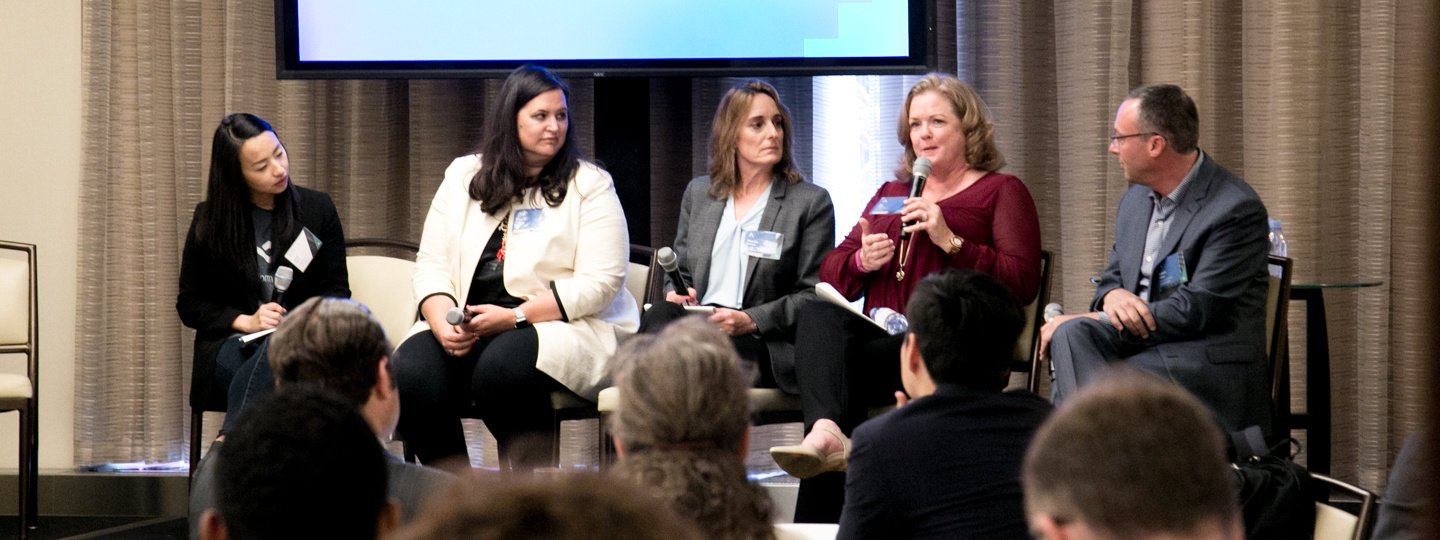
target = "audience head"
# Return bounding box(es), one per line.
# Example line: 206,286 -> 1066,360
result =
201,387 -> 395,540
708,80 -> 803,198
609,316 -> 774,539
472,64 -> 580,215
391,474 -> 703,540
268,296 -> 397,437
903,269 -> 1024,393
1022,371 -> 1241,540
896,73 -> 1004,179
1122,84 -> 1200,155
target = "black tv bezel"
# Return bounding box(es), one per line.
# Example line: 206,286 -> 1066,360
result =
275,0 -> 936,79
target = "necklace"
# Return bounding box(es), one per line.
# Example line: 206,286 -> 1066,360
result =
894,236 -> 914,281
496,211 -> 511,262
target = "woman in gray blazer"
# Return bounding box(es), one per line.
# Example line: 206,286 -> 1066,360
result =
642,81 -> 835,391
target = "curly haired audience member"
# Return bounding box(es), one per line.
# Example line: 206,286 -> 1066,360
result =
610,316 -> 776,540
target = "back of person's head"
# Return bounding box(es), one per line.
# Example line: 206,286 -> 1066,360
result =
206,387 -> 391,540
609,316 -> 775,539
1125,84 -> 1200,154
268,296 -> 393,407
1022,371 -> 1240,540
905,269 -> 1024,390
391,474 -> 704,540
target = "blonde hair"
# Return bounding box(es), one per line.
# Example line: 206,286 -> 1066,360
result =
895,73 -> 1004,179
609,317 -> 774,540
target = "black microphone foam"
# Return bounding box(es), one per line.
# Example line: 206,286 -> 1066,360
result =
900,157 -> 932,240
656,247 -> 691,297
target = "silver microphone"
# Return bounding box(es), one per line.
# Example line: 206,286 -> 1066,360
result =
271,266 -> 294,304
445,306 -> 470,325
1043,302 -> 1063,323
656,247 -> 691,295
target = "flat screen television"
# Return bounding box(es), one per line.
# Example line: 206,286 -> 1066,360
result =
275,0 -> 935,79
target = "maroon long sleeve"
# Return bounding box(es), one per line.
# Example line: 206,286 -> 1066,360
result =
820,172 -> 1041,313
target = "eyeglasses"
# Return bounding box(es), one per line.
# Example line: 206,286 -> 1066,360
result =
1108,131 -> 1159,145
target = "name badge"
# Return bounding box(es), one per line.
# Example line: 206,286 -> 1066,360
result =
1157,252 -> 1188,291
511,208 -> 545,233
742,230 -> 784,260
869,197 -> 906,215
284,227 -> 322,272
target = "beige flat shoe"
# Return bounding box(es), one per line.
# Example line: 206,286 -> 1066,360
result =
769,424 -> 849,479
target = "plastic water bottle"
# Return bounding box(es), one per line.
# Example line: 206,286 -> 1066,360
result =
868,307 -> 909,335
1267,218 -> 1288,278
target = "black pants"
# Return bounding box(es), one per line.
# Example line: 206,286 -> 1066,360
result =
391,326 -> 566,469
791,300 -> 905,523
217,335 -> 276,434
639,301 -> 778,388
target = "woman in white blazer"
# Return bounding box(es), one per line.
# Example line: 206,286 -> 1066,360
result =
392,65 -> 638,469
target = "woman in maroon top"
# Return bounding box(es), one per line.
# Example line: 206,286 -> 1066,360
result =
772,74 -> 1042,522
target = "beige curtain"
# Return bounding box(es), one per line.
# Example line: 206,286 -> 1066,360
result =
960,0 -> 1435,488
77,0 -> 1434,493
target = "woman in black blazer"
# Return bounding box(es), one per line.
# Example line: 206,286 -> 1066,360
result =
642,81 -> 835,390
177,113 -> 350,434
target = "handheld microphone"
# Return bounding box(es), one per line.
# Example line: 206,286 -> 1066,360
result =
271,266 -> 294,304
445,306 -> 471,326
899,157 -> 932,240
655,247 -> 692,298
1043,303 -> 1063,323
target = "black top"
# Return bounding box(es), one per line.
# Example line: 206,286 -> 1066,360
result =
464,222 -> 523,309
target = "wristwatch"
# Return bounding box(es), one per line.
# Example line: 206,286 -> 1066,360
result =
947,234 -> 964,255
512,307 -> 528,328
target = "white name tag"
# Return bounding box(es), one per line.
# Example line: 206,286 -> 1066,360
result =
742,230 -> 784,260
284,227 -> 321,272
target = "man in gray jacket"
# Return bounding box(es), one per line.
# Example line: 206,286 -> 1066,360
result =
1041,84 -> 1271,435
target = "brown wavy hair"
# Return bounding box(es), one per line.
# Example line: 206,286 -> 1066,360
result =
609,317 -> 775,540
894,73 -> 1005,179
707,81 -> 804,199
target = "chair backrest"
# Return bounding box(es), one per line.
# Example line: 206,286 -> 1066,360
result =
1311,472 -> 1376,540
1008,250 -> 1052,395
1265,255 -> 1293,429
0,242 -> 37,377
625,245 -> 662,312
345,238 -> 419,344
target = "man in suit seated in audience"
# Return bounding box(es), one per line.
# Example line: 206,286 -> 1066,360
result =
1040,84 -> 1271,436
837,270 -> 1053,539
199,386 -> 397,539
1023,371 -> 1243,540
191,297 -> 453,537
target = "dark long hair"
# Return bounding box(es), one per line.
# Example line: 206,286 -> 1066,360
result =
196,113 -> 301,279
470,65 -> 580,215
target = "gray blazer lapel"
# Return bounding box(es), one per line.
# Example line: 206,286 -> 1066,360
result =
1117,191 -> 1149,291
744,179 -> 788,296
690,194 -> 726,296
1153,159 -> 1216,262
